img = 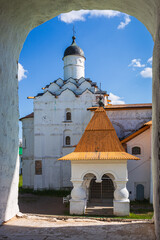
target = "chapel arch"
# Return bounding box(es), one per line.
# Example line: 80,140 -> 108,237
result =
89,174 -> 115,203
82,171 -> 99,182
82,173 -> 98,201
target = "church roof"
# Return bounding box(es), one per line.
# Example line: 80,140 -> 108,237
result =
59,107 -> 139,161
88,103 -> 152,111
19,112 -> 34,121
145,120 -> 152,126
63,36 -> 85,59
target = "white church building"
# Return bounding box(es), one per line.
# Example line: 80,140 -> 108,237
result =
20,35 -> 152,205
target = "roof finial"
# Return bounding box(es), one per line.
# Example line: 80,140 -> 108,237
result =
72,25 -> 76,44
98,82 -> 104,107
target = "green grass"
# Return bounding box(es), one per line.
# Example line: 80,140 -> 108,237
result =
19,188 -> 71,197
130,199 -> 152,206
113,212 -> 153,220
19,174 -> 23,188
70,212 -> 154,220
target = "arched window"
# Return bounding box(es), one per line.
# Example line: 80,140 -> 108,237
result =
132,146 -> 141,155
65,136 -> 70,145
66,111 -> 71,121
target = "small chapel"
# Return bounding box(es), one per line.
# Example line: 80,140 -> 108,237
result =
59,106 -> 139,216
20,34 -> 153,206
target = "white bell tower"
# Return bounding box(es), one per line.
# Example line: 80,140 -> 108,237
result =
63,36 -> 85,80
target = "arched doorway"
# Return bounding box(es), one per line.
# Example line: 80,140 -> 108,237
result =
85,174 -> 114,215
136,184 -> 144,201
89,174 -> 114,204
0,1 -> 159,238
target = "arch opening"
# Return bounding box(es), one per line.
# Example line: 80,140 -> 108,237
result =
19,9 -> 153,220
89,174 -> 115,204
0,1 -> 158,237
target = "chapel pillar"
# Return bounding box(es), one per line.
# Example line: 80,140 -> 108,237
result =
70,180 -> 87,214
113,180 -> 129,216
152,27 -> 160,238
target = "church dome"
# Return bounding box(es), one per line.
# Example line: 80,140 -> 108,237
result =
63,36 -> 85,59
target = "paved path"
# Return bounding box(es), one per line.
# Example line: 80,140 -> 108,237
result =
0,215 -> 155,240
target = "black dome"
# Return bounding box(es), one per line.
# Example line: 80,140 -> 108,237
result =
63,36 -> 85,58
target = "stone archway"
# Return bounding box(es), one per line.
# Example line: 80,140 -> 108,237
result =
0,0 -> 160,238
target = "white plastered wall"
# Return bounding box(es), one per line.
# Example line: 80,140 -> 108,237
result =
64,55 -> 85,80
71,160 -> 128,182
33,89 -> 95,190
126,128 -> 151,201
106,109 -> 152,139
22,118 -> 34,188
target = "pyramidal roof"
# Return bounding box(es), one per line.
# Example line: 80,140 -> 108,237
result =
59,107 -> 139,161
75,107 -> 124,152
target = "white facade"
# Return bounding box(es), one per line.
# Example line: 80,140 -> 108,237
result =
106,109 -> 152,139
126,126 -> 152,202
22,118 -> 34,188
33,88 -> 96,190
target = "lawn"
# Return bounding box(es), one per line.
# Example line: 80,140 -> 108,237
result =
19,174 -> 23,188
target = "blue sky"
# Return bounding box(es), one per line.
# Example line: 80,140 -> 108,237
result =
18,10 -> 154,139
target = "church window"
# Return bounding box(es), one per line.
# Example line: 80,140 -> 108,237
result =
35,160 -> 42,175
66,136 -> 71,145
66,112 -> 71,121
132,146 -> 141,155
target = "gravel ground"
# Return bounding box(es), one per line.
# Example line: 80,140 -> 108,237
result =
0,215 -> 155,240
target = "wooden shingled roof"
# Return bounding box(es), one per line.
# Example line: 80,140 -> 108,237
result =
59,107 -> 139,161
75,107 -> 124,152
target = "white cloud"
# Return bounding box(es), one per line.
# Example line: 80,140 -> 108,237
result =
89,10 -> 121,18
117,15 -> 131,29
18,63 -> 28,81
140,67 -> 152,78
59,10 -> 89,23
59,10 -> 131,29
109,92 -> 125,105
129,57 -> 153,79
147,57 -> 152,65
128,59 -> 145,68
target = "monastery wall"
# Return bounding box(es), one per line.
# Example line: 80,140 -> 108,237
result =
106,108 -> 152,139
22,118 -> 34,188
126,128 -> 151,201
